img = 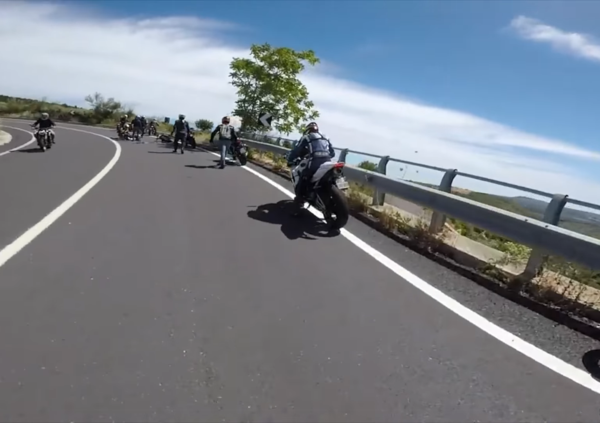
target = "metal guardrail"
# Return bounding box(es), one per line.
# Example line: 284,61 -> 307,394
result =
240,137 -> 600,277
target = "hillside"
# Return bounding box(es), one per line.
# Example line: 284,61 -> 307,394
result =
407,181 -> 600,239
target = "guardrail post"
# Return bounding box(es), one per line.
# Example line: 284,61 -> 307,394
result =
338,148 -> 349,163
520,194 -> 568,282
372,156 -> 390,206
428,169 -> 458,233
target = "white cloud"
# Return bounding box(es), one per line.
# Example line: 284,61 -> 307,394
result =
509,15 -> 600,62
1,2 -> 600,209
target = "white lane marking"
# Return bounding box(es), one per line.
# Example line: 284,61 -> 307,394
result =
198,146 -> 600,395
0,126 -> 36,157
0,126 -> 121,268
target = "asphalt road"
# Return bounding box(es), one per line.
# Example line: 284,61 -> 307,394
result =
1,120 -> 600,422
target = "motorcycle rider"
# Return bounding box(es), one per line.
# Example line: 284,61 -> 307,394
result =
140,116 -> 147,135
130,115 -> 143,139
287,122 -> 335,210
118,114 -> 128,136
210,116 -> 238,169
32,112 -> 56,144
170,114 -> 190,154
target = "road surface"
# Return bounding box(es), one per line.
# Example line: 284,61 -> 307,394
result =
0,120 -> 599,422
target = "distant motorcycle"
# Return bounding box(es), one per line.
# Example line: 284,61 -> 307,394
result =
186,131 -> 197,149
229,139 -> 248,166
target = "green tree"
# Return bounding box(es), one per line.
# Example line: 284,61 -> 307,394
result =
358,160 -> 378,172
195,119 -> 214,131
229,43 -> 320,135
84,92 -> 125,124
282,140 -> 293,149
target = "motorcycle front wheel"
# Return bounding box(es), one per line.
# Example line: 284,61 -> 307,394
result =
238,153 -> 248,166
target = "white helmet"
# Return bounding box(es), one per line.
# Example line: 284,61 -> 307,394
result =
41,112 -> 49,120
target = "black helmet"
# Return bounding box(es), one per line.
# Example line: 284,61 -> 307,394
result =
179,114 -> 185,120
222,116 -> 230,124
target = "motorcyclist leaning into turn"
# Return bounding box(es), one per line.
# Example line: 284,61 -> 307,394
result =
170,114 -> 190,154
287,122 -> 335,211
210,116 -> 238,169
32,112 -> 56,144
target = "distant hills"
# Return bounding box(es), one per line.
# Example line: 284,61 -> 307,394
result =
408,181 -> 600,239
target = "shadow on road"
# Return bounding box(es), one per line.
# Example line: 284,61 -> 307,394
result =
185,164 -> 219,170
582,349 -> 600,380
15,148 -> 43,153
247,200 -> 339,240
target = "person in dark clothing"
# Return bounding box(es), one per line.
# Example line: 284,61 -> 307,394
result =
210,116 -> 238,169
140,116 -> 147,135
32,112 -> 56,143
131,115 -> 143,139
170,114 -> 190,154
287,122 -> 335,210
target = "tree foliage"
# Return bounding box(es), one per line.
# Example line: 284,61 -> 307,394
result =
83,92 -> 130,124
358,160 -> 378,172
195,118 -> 214,131
229,43 -> 320,135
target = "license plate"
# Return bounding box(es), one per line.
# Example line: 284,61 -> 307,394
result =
336,177 -> 349,190
239,147 -> 247,154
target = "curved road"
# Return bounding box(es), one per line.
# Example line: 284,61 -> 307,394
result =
0,120 -> 599,422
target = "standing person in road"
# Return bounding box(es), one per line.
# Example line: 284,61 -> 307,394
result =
170,114 -> 190,154
140,116 -> 147,135
210,116 -> 238,169
131,115 -> 143,139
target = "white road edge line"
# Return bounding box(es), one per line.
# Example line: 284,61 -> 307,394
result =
0,126 -> 121,268
0,126 -> 36,157
198,146 -> 600,395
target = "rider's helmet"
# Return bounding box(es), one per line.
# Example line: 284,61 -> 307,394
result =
179,114 -> 185,120
305,121 -> 319,133
41,112 -> 49,120
222,116 -> 230,125
140,115 -> 145,119
123,114 -> 128,119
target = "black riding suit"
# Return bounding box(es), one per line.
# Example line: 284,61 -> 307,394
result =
171,119 -> 190,153
287,132 -> 335,201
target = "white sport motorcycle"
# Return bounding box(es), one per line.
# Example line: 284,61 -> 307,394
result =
290,157 -> 351,230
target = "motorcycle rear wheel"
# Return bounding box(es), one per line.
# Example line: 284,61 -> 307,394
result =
322,185 -> 349,230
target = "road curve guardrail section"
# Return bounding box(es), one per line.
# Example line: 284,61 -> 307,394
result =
240,138 -> 600,274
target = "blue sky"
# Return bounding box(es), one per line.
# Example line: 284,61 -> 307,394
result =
86,0 -> 600,148
3,0 -> 600,204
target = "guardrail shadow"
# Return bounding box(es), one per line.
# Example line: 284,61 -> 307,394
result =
247,200 -> 339,240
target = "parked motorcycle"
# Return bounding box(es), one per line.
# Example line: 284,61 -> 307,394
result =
290,158 -> 350,230
186,131 -> 197,149
229,139 -> 248,166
